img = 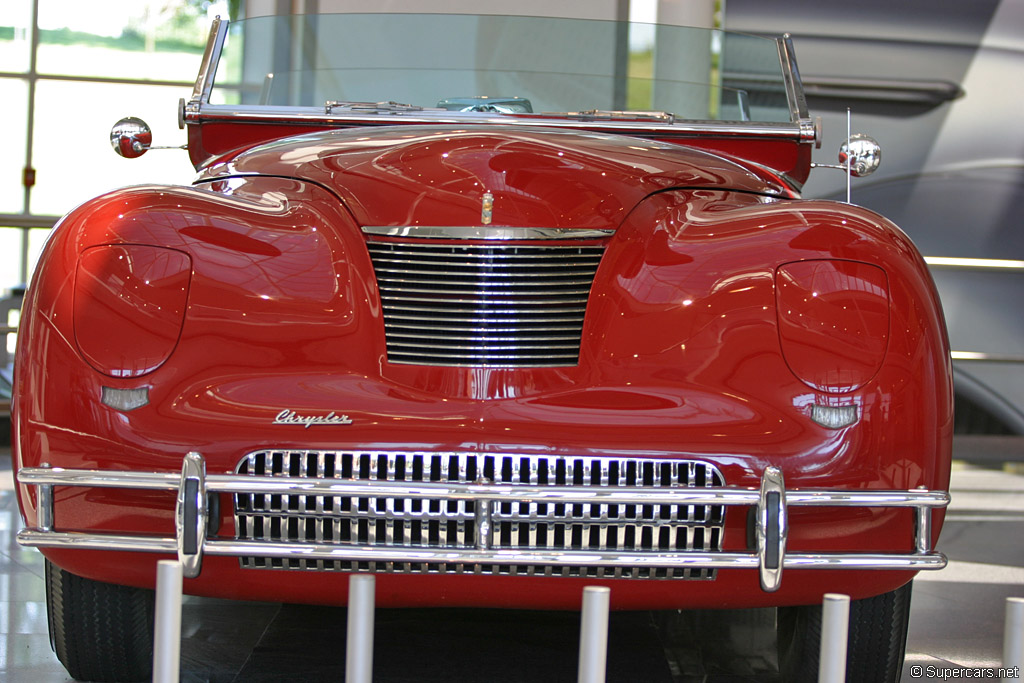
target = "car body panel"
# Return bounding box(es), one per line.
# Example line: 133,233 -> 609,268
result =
15,12 -> 952,614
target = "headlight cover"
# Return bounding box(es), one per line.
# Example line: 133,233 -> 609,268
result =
74,244 -> 192,378
776,259 -> 889,393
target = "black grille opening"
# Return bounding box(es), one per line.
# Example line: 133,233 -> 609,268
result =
235,451 -> 726,579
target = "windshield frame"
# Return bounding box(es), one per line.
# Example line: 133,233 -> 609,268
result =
185,14 -> 816,142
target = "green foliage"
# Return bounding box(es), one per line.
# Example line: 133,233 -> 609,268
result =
0,25 -> 205,54
627,49 -> 654,111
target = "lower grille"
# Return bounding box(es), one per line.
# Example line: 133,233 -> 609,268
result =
234,451 -> 725,579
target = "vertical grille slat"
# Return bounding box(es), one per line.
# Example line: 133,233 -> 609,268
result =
234,451 -> 725,580
367,241 -> 605,367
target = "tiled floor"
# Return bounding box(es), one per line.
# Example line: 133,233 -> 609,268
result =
1,448 -> 1022,682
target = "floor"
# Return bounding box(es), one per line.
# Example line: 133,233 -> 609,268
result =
1,447 -> 1022,682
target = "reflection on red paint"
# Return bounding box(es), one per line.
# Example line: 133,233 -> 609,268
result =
777,260 -> 889,393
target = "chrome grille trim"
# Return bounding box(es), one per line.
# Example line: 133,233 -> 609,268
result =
362,226 -> 615,240
367,239 -> 606,367
233,451 -> 726,579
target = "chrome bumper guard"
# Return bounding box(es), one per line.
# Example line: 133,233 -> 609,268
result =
17,453 -> 950,592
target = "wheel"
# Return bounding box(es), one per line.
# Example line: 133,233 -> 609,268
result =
45,558 -> 155,682
777,581 -> 912,683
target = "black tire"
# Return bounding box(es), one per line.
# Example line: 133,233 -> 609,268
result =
777,581 -> 912,683
45,559 -> 155,682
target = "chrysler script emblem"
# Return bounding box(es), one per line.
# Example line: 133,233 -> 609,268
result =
273,409 -> 353,428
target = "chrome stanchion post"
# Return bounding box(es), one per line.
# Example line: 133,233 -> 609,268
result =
346,574 -> 376,683
578,586 -> 610,683
1005,597 -> 1024,682
153,559 -> 183,683
818,593 -> 850,683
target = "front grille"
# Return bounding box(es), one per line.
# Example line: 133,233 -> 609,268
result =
234,451 -> 726,579
366,241 -> 605,367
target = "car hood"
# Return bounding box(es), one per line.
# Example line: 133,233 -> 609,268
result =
198,125 -> 790,229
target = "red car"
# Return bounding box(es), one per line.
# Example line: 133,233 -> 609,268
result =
14,11 -> 951,682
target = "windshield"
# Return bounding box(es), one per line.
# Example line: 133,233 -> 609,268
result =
209,13 -> 795,125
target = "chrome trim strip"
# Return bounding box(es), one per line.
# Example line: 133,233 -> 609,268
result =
362,226 -> 614,240
379,276 -> 592,288
778,35 -> 809,121
385,322 -> 584,333
191,104 -> 807,140
781,553 -> 947,570
777,35 -> 818,146
380,295 -> 590,307
783,490 -> 949,507
379,284 -> 592,297
18,468 -> 180,489
388,359 -> 579,368
15,531 -> 948,572
191,16 -> 227,106
924,256 -> 1024,271
366,250 -> 603,260
385,308 -> 586,319
16,466 -> 951,507
375,269 -> 596,280
19,531 -> 177,553
390,337 -> 581,347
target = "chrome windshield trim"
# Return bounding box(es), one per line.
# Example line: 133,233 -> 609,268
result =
190,104 -> 809,139
362,226 -> 614,240
191,16 -> 227,106
779,34 -> 810,121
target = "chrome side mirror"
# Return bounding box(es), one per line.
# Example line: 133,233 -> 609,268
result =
838,133 -> 881,178
110,117 -> 152,158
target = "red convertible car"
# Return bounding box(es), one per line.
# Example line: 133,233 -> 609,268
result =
13,11 -> 951,682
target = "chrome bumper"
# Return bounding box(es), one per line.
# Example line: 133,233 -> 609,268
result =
16,452 -> 950,592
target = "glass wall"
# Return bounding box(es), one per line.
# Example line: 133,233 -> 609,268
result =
0,0 -> 229,297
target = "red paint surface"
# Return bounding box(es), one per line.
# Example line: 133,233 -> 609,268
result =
15,123 -> 952,609
777,259 -> 890,392
74,244 -> 191,377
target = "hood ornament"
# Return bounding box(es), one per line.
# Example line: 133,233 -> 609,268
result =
481,191 -> 494,225
273,409 -> 353,428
